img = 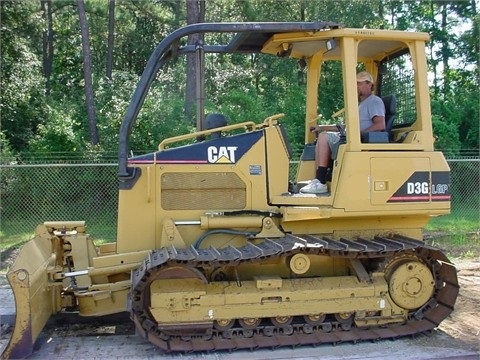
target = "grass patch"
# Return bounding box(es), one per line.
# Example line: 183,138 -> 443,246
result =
0,229 -> 34,251
93,238 -> 116,246
425,233 -> 480,259
426,206 -> 479,234
1,220 -> 116,249
0,220 -> 117,273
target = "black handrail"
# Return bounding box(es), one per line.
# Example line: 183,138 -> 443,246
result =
117,21 -> 340,178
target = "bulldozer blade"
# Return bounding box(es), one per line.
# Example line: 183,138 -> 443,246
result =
2,230 -> 57,359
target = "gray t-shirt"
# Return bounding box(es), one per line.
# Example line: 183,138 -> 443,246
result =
359,95 -> 385,131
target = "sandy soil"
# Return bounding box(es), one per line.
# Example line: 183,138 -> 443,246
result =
1,257 -> 479,359
434,259 -> 480,351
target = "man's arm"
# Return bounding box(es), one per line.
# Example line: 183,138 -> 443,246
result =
362,115 -> 386,132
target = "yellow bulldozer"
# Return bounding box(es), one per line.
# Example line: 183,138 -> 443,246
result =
2,22 -> 458,358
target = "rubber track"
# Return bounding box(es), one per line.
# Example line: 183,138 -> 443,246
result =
129,234 -> 459,352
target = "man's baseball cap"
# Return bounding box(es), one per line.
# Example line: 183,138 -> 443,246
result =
357,71 -> 373,83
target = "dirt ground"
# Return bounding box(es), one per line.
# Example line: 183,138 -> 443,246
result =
1,250 -> 479,359
434,259 -> 480,351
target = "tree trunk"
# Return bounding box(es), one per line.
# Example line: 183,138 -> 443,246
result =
429,1 -> 439,95
41,0 -> 54,95
441,2 -> 450,92
106,0 -> 115,80
473,0 -> 480,71
105,0 -> 115,80
77,0 -> 100,145
185,0 -> 205,125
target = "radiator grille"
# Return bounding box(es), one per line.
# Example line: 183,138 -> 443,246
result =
161,172 -> 246,210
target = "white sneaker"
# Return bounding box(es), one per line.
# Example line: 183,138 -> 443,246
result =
299,179 -> 328,194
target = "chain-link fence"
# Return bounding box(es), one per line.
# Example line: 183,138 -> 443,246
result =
1,158 -> 478,244
1,163 -> 119,242
443,159 -> 480,232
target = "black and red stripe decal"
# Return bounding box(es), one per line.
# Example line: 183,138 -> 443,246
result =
388,171 -> 450,202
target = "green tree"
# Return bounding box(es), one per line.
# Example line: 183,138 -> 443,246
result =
382,0 -> 479,154
0,1 -> 46,151
0,0 -> 477,158
77,0 -> 100,145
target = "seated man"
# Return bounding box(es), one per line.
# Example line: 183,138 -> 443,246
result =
300,71 -> 386,194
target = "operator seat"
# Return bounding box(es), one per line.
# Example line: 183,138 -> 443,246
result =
205,113 -> 228,139
382,95 -> 396,141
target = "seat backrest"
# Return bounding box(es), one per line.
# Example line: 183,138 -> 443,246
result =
382,95 -> 397,133
205,113 -> 228,139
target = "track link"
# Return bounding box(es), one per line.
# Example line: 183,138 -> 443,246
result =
129,234 -> 459,352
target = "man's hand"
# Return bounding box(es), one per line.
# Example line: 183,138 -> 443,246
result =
310,124 -> 338,133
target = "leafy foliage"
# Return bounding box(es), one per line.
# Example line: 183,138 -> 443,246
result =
0,1 -> 47,150
28,104 -> 82,153
0,0 -> 477,158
